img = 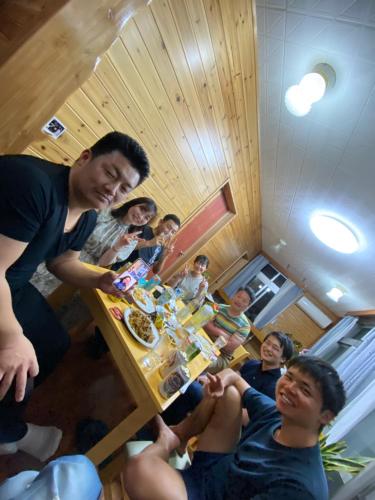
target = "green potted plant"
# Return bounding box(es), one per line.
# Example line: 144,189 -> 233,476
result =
319,434 -> 373,475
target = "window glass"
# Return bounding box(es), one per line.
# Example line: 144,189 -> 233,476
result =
260,264 -> 278,279
274,274 -> 287,287
246,290 -> 275,322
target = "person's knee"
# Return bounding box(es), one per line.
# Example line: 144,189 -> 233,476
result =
123,454 -> 154,495
223,385 -> 242,404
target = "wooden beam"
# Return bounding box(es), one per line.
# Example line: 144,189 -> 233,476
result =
345,309 -> 375,318
0,0 -> 149,154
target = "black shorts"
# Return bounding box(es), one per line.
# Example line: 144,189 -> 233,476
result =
180,451 -> 233,500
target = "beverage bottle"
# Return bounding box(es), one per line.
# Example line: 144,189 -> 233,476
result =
184,303 -> 218,331
145,274 -> 161,291
175,297 -> 201,324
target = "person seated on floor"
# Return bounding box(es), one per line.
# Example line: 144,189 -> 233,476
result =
31,196 -> 158,297
204,287 -> 253,374
124,356 -> 346,500
114,213 -> 181,274
168,255 -> 209,303
0,132 -> 149,461
157,330 -> 295,429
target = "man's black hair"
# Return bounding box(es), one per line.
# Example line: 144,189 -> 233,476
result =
264,331 -> 295,362
90,132 -> 150,184
163,214 -> 181,228
236,287 -> 254,304
288,356 -> 346,416
194,255 -> 209,268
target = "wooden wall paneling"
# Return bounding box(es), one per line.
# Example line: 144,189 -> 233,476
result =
202,0 -> 255,249
258,303 -> 326,348
184,0 -> 235,173
209,254 -> 249,292
107,38 -> 206,207
19,0 -> 262,288
151,0 -> 224,188
167,0 -> 228,182
66,89 -> 114,139
81,68 -> 185,215
132,9 -> 217,196
219,0 -> 259,246
28,138 -> 75,165
119,21 -> 211,202
55,103 -> 100,148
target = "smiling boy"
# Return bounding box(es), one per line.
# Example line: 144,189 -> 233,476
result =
125,356 -> 346,500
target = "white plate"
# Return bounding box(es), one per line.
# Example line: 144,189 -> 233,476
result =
131,288 -> 156,314
123,308 -> 159,349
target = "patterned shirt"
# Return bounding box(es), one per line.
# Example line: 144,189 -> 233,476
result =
214,304 -> 251,340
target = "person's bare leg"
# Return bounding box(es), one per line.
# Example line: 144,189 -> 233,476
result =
197,385 -> 242,453
124,416 -> 188,500
171,392 -> 217,452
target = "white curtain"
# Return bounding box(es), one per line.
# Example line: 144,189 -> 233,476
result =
223,254 -> 268,298
253,280 -> 303,329
326,377 -> 375,445
335,327 -> 375,401
309,316 -> 358,358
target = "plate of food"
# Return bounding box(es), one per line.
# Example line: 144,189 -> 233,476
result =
123,308 -> 159,348
131,287 -> 156,314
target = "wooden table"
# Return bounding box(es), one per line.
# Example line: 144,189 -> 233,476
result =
80,273 -> 212,468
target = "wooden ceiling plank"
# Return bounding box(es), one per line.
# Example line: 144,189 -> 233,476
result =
107,38 -> 208,202
87,59 -> 193,215
150,0 -> 222,187
169,0 -> 228,182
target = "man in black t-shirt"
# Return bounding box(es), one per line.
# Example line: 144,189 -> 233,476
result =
0,132 -> 150,460
117,213 -> 181,274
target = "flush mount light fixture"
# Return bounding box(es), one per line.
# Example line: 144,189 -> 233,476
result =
285,63 -> 336,117
309,214 -> 360,254
326,287 -> 345,302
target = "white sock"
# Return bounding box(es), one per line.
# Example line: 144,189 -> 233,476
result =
17,423 -> 63,462
0,441 -> 18,455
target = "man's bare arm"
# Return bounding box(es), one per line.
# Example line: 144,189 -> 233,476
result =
0,234 -> 39,401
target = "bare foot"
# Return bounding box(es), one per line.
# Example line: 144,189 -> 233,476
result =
153,415 -> 180,454
170,423 -> 189,456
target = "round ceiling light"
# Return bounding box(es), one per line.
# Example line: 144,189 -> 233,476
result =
310,214 -> 360,254
285,63 -> 336,117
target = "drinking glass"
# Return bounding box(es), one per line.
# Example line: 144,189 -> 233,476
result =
139,351 -> 161,372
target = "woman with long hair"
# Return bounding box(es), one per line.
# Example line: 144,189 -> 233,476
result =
31,197 -> 157,297
82,197 -> 157,267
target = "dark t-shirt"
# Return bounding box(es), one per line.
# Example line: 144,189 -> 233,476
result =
127,225 -> 164,266
240,360 -> 281,400
0,155 -> 97,291
205,388 -> 328,500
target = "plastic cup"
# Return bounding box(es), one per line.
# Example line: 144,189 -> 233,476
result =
140,351 -> 161,372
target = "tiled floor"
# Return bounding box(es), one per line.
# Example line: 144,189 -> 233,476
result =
0,325 -> 135,483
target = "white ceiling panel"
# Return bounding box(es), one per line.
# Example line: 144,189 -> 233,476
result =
256,0 -> 375,314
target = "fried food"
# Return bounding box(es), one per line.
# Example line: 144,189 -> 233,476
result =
128,309 -> 155,343
133,288 -> 149,306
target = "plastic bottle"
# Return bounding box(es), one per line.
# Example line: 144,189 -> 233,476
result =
184,303 -> 218,331
175,297 -> 201,325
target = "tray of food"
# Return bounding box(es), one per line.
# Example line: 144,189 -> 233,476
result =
131,287 -> 156,314
123,308 -> 159,348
